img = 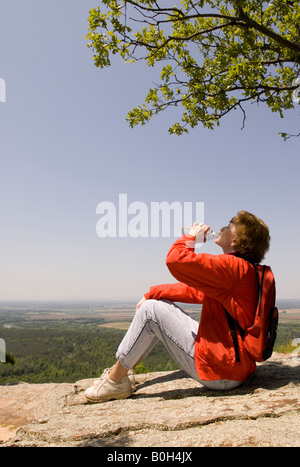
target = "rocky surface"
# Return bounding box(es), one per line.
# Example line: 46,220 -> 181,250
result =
0,353 -> 299,447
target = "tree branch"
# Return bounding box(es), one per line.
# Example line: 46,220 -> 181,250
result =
236,5 -> 300,54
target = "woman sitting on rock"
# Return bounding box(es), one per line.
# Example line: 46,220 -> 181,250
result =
85,210 -> 271,403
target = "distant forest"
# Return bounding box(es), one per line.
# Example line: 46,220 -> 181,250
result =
1,318 -> 300,384
0,321 -> 180,383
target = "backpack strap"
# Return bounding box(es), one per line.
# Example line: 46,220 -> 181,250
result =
225,310 -> 241,363
256,265 -> 265,317
224,265 -> 263,363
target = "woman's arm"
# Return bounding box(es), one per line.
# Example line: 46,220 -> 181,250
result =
166,235 -> 240,298
143,281 -> 204,305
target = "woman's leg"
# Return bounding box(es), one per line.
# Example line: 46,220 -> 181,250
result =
85,299 -> 242,401
85,299 -> 200,402
110,299 -> 242,390
114,299 -> 201,381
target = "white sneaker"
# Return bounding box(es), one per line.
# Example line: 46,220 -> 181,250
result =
85,371 -> 133,403
127,369 -> 136,391
96,367 -> 135,389
92,367 -> 135,390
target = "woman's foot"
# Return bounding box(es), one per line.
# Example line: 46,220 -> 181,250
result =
85,370 -> 133,403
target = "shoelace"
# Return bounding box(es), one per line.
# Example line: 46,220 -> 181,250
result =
92,367 -> 135,388
92,367 -> 111,388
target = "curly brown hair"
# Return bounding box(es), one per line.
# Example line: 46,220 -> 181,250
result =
230,211 -> 270,264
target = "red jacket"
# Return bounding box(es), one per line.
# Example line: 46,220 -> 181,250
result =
144,234 -> 258,382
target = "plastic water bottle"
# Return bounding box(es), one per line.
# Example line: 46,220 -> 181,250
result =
182,226 -> 219,241
205,229 -> 219,241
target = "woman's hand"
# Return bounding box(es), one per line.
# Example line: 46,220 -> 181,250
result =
188,223 -> 210,243
136,296 -> 146,312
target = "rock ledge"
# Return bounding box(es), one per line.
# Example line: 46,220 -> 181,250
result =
0,353 -> 299,447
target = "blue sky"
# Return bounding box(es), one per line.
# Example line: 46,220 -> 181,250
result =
0,0 -> 299,301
